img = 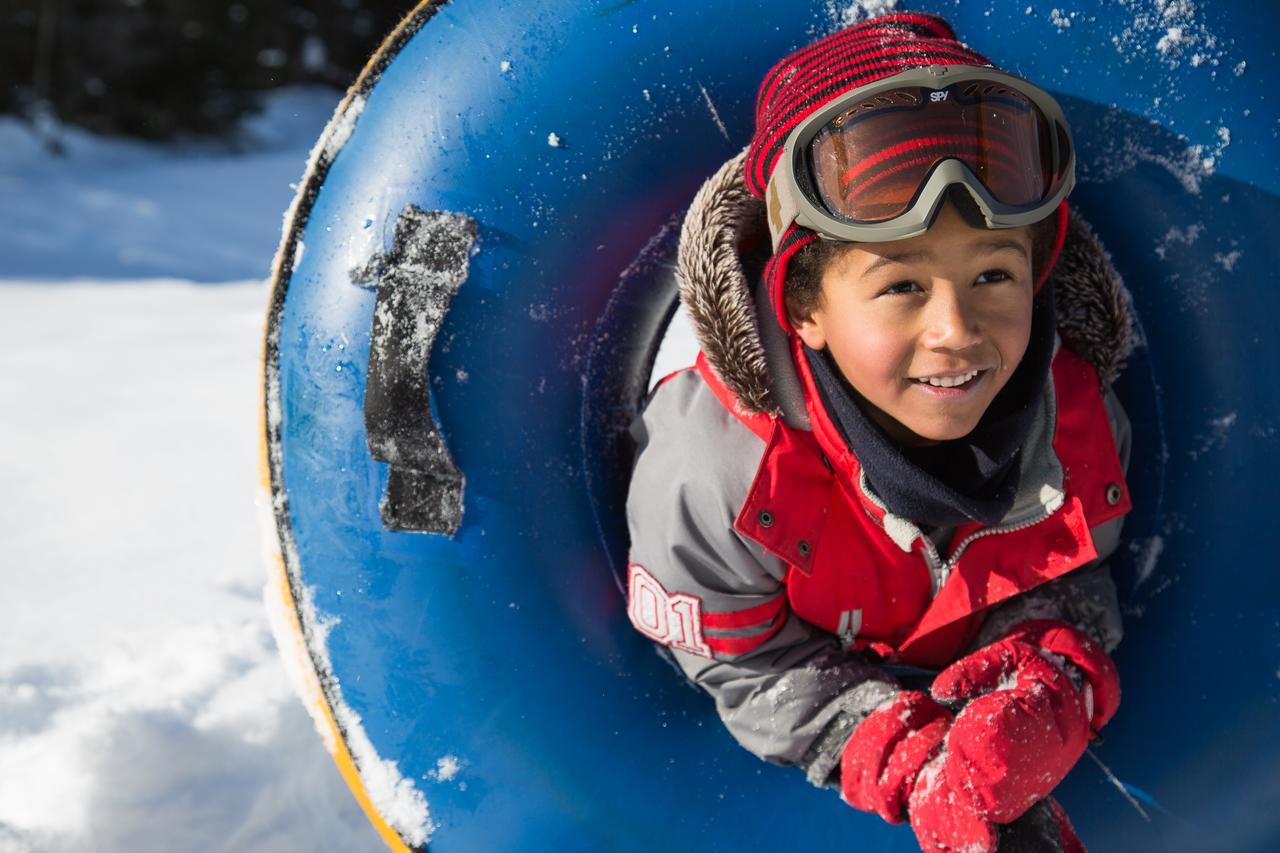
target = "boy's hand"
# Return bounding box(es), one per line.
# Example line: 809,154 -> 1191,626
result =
907,776 -> 1086,852
929,619 -> 1121,823
840,690 -> 951,823
841,690 -> 998,850
906,752 -> 998,851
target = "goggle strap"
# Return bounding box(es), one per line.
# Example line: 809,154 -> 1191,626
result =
765,176 -> 800,253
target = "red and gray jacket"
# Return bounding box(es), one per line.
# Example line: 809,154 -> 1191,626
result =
624,151 -> 1136,788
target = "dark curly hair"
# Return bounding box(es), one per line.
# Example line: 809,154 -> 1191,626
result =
784,186 -> 1060,326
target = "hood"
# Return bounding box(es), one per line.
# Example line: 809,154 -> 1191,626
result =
675,148 -> 1135,428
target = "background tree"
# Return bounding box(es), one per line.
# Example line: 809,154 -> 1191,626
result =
0,0 -> 417,144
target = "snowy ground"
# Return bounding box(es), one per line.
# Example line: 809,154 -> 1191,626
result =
0,90 -> 385,852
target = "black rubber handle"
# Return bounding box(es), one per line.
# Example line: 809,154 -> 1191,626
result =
353,205 -> 477,535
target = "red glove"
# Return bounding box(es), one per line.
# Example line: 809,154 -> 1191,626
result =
840,691 -> 997,852
930,619 -> 1121,823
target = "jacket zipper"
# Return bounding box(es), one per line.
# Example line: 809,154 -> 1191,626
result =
855,469 -> 1059,598
940,507 -> 1060,575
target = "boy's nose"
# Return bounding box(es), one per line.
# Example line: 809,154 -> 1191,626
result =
921,289 -> 982,351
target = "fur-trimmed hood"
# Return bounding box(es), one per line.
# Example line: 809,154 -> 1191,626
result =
675,148 -> 1134,427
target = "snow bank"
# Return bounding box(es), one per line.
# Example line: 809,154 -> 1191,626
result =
0,280 -> 382,851
0,616 -> 370,849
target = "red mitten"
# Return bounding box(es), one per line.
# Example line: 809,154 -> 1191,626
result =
930,620 -> 1121,823
839,690 -> 951,823
907,753 -> 999,852
1014,620 -> 1122,731
842,690 -> 998,851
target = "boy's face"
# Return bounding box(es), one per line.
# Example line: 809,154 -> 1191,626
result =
791,202 -> 1035,446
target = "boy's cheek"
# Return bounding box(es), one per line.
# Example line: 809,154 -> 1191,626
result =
986,303 -> 1035,362
830,335 -> 912,392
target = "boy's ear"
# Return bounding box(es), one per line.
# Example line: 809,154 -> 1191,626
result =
790,310 -> 827,351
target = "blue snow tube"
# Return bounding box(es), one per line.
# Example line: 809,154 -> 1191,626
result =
261,2 -> 1280,850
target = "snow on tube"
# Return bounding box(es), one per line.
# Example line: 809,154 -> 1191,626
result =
260,1 -> 1280,849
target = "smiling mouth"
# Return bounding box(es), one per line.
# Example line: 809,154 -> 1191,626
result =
909,368 -> 985,389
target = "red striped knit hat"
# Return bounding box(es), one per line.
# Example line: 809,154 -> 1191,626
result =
745,12 -> 1067,331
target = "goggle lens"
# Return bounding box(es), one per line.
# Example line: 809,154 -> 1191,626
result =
808,81 -> 1063,223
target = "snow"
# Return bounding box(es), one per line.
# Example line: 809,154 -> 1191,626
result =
1077,109 -> 1230,199
996,671 -> 1022,692
823,0 -> 899,30
1090,0 -> 1240,184
1111,0 -> 1226,71
263,513 -> 435,844
331,702 -> 433,845
1188,411 -> 1239,460
1154,223 -> 1205,260
1155,26 -> 1185,54
0,90 -> 384,851
0,86 -> 338,282
321,93 -> 366,163
1213,249 -> 1243,272
431,756 -> 463,783
761,676 -> 797,710
1132,535 -> 1167,589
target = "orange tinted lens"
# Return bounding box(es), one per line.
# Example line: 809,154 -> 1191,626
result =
808,82 -> 1056,223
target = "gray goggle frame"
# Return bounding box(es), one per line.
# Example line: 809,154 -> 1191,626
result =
764,64 -> 1075,251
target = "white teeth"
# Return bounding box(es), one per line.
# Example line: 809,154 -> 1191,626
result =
918,370 -> 979,388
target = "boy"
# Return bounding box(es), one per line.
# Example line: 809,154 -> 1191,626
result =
625,12 -> 1133,852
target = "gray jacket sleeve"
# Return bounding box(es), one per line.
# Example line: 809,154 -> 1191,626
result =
626,370 -> 900,788
968,387 -> 1133,653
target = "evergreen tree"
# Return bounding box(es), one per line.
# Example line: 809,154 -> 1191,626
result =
0,0 -> 416,142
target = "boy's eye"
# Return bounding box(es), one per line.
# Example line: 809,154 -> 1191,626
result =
881,280 -> 921,296
977,269 -> 1012,284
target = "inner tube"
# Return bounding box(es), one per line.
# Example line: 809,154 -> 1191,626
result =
261,2 -> 1280,850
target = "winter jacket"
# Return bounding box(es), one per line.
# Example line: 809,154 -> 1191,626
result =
624,150 -> 1136,789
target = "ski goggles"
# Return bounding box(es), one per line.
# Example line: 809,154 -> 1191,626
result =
764,65 -> 1075,250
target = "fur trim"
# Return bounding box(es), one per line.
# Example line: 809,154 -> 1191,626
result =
1052,213 -> 1135,389
676,150 -> 1135,415
676,149 -> 777,415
